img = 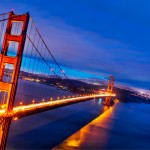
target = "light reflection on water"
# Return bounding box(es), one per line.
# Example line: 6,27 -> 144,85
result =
6,98 -> 150,149
53,104 -> 117,150
53,102 -> 150,149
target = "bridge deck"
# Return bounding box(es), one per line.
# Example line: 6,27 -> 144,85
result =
0,93 -> 116,119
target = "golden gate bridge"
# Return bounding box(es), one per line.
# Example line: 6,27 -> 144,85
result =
0,11 -> 116,149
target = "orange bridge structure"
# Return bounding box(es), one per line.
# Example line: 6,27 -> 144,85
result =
0,12 -> 116,149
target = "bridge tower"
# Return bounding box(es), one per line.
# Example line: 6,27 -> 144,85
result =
104,75 -> 115,106
0,11 -> 29,149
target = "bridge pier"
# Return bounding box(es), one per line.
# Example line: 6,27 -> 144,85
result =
0,117 -> 12,150
103,97 -> 111,106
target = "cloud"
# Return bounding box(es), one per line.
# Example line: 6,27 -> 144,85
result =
35,17 -> 150,86
0,1 -> 150,89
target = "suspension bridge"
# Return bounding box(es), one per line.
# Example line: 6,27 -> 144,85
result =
0,11 -> 116,149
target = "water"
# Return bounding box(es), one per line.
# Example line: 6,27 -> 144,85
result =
5,81 -> 150,149
7,99 -> 104,149
54,103 -> 150,149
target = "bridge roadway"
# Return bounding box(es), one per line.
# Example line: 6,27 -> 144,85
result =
0,93 -> 116,119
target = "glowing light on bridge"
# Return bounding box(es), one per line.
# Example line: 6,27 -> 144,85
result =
0,93 -> 116,118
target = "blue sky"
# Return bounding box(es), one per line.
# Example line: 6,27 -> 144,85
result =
0,0 -> 150,89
